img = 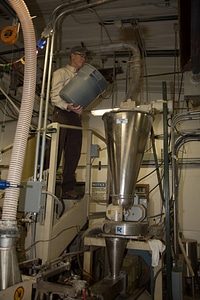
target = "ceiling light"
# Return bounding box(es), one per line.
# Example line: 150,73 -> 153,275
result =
91,108 -> 119,116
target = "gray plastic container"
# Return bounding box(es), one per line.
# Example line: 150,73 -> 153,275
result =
59,63 -> 107,109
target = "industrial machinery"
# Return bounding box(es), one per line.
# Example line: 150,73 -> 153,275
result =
81,108 -> 168,300
0,1 -> 166,295
0,107 -> 167,300
86,109 -> 156,299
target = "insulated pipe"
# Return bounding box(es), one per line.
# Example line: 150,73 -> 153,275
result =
2,0 -> 36,220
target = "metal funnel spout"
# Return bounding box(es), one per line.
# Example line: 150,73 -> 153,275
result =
103,110 -> 154,209
105,237 -> 127,279
0,220 -> 21,290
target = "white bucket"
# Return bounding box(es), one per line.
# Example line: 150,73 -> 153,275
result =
59,63 -> 107,109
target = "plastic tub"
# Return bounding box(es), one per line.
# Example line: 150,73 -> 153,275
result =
59,63 -> 107,108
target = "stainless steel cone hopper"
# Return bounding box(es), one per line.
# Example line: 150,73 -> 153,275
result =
0,220 -> 21,290
102,109 -> 154,210
89,110 -> 154,298
105,237 -> 127,279
102,109 -> 153,280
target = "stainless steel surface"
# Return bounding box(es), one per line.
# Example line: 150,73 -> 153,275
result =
0,220 -> 21,290
105,237 -> 127,279
103,109 -> 154,209
103,220 -> 149,237
90,275 -> 125,300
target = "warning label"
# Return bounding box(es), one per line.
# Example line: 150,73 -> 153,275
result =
92,182 -> 107,200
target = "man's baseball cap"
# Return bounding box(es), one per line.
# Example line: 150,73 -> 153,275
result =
70,46 -> 90,56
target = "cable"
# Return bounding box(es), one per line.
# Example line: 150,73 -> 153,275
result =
136,162 -> 163,183
152,264 -> 166,300
24,225 -> 80,252
42,190 -> 65,218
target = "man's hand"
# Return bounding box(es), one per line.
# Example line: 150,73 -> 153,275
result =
67,103 -> 83,115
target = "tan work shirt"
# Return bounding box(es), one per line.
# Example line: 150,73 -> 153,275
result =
50,64 -> 77,110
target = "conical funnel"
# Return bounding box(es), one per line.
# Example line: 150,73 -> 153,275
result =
0,220 -> 21,290
103,110 -> 153,209
105,237 -> 127,279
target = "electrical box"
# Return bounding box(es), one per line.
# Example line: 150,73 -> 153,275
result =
91,144 -> 99,158
18,181 -> 45,213
125,184 -> 149,222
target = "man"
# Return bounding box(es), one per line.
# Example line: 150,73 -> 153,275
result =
50,46 -> 88,199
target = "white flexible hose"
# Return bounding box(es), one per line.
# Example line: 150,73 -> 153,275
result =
2,0 -> 36,220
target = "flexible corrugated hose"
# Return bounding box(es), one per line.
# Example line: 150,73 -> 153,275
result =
2,0 -> 36,220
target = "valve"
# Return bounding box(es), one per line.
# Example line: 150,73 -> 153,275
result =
0,180 -> 23,190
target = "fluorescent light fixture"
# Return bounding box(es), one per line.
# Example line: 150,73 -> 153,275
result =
91,107 -> 120,116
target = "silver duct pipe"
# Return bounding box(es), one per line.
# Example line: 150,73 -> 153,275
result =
0,0 -> 36,290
